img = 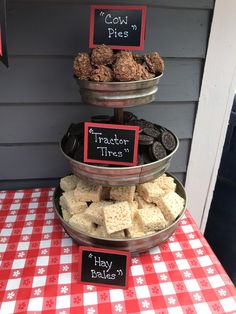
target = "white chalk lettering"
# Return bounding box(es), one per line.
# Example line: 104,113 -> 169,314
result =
91,131 -> 102,143
91,269 -> 116,280
94,256 -> 112,272
105,14 -> 128,25
90,129 -> 129,146
97,147 -> 123,158
108,28 -> 129,39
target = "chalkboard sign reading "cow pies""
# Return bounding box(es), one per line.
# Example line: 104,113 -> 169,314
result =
84,122 -> 139,166
89,5 -> 146,50
78,246 -> 131,288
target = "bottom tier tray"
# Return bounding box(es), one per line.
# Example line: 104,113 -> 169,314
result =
53,173 -> 186,254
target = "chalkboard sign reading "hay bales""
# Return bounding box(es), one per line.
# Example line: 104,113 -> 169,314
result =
78,246 -> 131,288
89,5 -> 146,50
84,122 -> 139,166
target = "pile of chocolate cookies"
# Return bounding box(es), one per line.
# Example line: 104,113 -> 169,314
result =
73,44 -> 164,82
61,112 -> 177,166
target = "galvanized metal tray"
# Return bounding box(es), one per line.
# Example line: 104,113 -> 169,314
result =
60,149 -> 176,186
77,74 -> 163,108
60,128 -> 178,186
53,173 -> 186,254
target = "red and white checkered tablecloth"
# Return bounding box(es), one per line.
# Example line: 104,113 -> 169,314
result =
0,188 -> 236,314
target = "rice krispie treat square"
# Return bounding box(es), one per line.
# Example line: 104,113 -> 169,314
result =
92,225 -> 126,239
128,201 -> 139,219
103,201 -> 132,234
156,191 -> 185,222
59,190 -> 87,215
110,185 -> 136,202
60,175 -> 78,192
135,194 -> 156,209
136,206 -> 166,232
137,181 -> 165,203
69,213 -> 96,233
74,179 -> 102,202
126,217 -> 145,238
61,208 -> 72,222
85,201 -> 113,225
153,175 -> 176,192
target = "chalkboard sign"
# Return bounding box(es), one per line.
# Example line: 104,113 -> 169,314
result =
78,246 -> 131,288
89,5 -> 146,50
84,122 -> 139,166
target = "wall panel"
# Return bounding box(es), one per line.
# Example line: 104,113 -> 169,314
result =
0,0 -> 214,189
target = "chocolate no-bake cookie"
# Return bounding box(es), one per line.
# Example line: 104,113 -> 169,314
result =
73,53 -> 93,80
90,65 -> 113,82
91,44 -> 114,66
73,45 -> 164,82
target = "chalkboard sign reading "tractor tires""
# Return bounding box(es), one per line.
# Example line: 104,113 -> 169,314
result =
89,5 -> 146,50
84,122 -> 139,166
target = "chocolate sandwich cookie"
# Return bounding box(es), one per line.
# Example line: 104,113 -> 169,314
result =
126,120 -> 144,133
137,153 -> 144,165
149,141 -> 167,161
126,119 -> 143,127
73,142 -> 84,162
62,134 -> 78,157
154,124 -> 166,133
139,119 -> 155,128
123,111 -> 138,122
67,122 -> 84,138
161,130 -> 176,152
91,115 -> 111,123
142,152 -> 154,164
126,119 -> 154,131
138,134 -> 154,146
142,127 -> 161,139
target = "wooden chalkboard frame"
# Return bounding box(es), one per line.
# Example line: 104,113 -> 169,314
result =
0,0 -> 8,67
78,246 -> 131,288
89,5 -> 146,50
84,122 -> 139,166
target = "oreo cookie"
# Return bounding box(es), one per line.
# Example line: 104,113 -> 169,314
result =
161,130 -> 176,152
91,115 -> 111,123
138,134 -> 154,146
66,122 -> 84,138
73,142 -> 84,162
123,111 -> 138,122
142,152 -> 154,164
149,141 -> 167,161
142,127 -> 161,139
139,119 -> 155,128
62,134 -> 78,157
126,119 -> 143,127
137,153 -> 144,165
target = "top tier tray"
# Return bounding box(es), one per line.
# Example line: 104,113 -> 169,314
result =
77,74 -> 163,108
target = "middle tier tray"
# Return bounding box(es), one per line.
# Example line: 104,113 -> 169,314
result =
60,130 -> 179,186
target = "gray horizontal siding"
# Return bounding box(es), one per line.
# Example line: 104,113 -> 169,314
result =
0,102 -> 195,143
10,0 -> 214,10
0,58 -> 203,103
0,179 -> 60,191
0,0 -> 214,189
7,3 -> 211,58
